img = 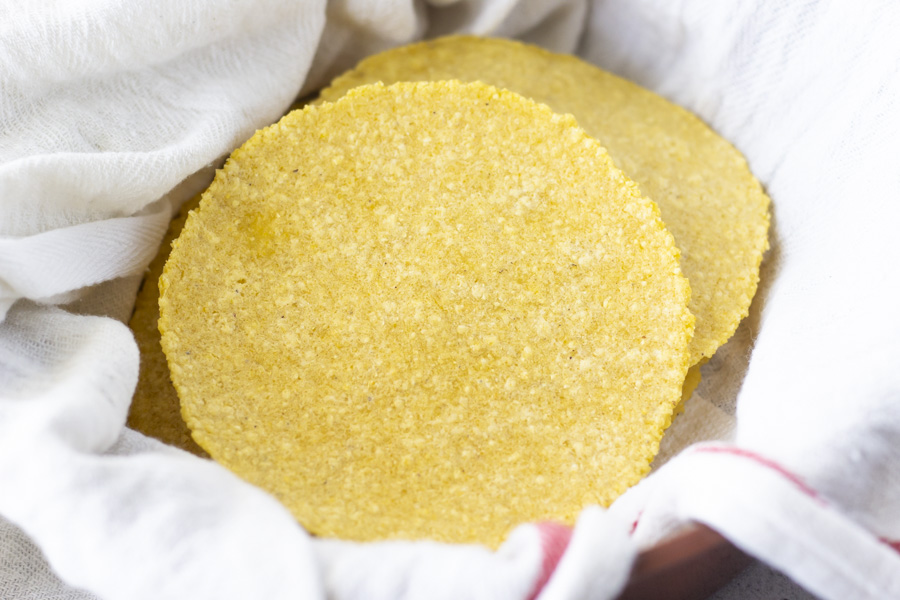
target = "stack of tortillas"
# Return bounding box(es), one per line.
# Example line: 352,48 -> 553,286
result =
129,36 -> 769,548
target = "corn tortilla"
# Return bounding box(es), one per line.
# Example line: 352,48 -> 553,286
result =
319,35 -> 771,365
159,81 -> 693,546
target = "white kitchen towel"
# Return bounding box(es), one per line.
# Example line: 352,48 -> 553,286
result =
2,1 -> 900,599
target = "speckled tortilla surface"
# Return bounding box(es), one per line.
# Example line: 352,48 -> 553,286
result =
319,35 -> 771,365
159,81 -> 693,546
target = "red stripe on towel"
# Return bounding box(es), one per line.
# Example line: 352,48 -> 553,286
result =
528,521 -> 573,600
693,445 -> 825,505
629,510 -> 643,535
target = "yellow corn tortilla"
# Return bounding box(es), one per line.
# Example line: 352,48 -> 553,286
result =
159,81 -> 694,546
319,35 -> 770,366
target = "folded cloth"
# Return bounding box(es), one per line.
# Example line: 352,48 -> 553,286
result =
2,1 -> 899,599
